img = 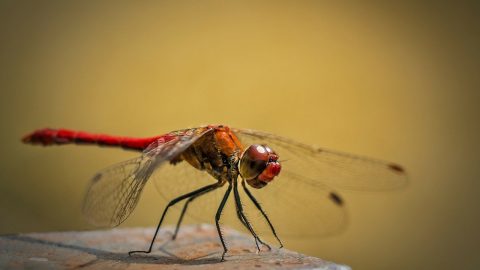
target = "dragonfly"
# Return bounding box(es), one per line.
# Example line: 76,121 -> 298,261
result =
22,124 -> 407,261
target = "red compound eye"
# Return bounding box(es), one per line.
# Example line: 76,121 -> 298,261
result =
239,144 -> 282,188
239,145 -> 269,180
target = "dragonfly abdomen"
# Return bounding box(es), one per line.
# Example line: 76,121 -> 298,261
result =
22,128 -> 164,151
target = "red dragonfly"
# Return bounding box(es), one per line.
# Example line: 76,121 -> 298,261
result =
22,125 -> 407,261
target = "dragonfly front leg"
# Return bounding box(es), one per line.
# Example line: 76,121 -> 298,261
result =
241,179 -> 283,248
215,183 -> 232,261
233,178 -> 271,252
128,182 -> 219,256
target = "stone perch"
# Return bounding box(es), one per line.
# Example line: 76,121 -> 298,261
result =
0,224 -> 351,269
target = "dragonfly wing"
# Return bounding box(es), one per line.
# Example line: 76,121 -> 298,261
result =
82,127 -> 214,227
82,156 -> 153,227
232,128 -> 408,191
229,128 -> 407,238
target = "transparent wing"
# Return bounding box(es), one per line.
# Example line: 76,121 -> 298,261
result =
82,156 -> 153,227
232,128 -> 408,191
82,127 -> 214,227
151,127 -> 406,241
229,128 -> 407,240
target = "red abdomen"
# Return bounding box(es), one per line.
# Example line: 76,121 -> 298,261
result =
22,128 -> 172,151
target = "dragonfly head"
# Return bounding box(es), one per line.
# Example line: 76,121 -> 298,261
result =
239,144 -> 281,189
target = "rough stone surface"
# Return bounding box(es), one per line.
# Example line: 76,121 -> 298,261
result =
0,224 -> 350,269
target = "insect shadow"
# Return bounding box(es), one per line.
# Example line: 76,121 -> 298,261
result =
4,234 -> 221,266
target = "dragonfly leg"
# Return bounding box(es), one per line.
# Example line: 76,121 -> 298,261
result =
241,179 -> 283,248
235,208 -> 254,237
233,179 -> 270,252
128,182 -> 219,256
215,183 -> 232,262
172,184 -> 220,240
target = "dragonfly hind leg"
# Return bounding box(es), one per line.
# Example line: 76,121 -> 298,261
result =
233,178 -> 271,252
241,179 -> 283,248
128,182 -> 219,256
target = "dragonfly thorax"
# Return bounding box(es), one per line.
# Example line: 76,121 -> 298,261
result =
173,126 -> 245,183
239,144 -> 282,189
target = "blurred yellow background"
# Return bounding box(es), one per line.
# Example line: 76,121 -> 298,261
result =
1,1 -> 479,269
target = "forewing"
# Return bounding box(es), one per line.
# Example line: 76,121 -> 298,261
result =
233,128 -> 408,191
82,127 -> 214,227
228,128 -> 407,239
145,127 -> 406,240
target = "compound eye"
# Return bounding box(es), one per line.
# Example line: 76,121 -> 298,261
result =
239,145 -> 269,180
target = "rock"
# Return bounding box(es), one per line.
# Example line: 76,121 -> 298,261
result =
0,224 -> 350,270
